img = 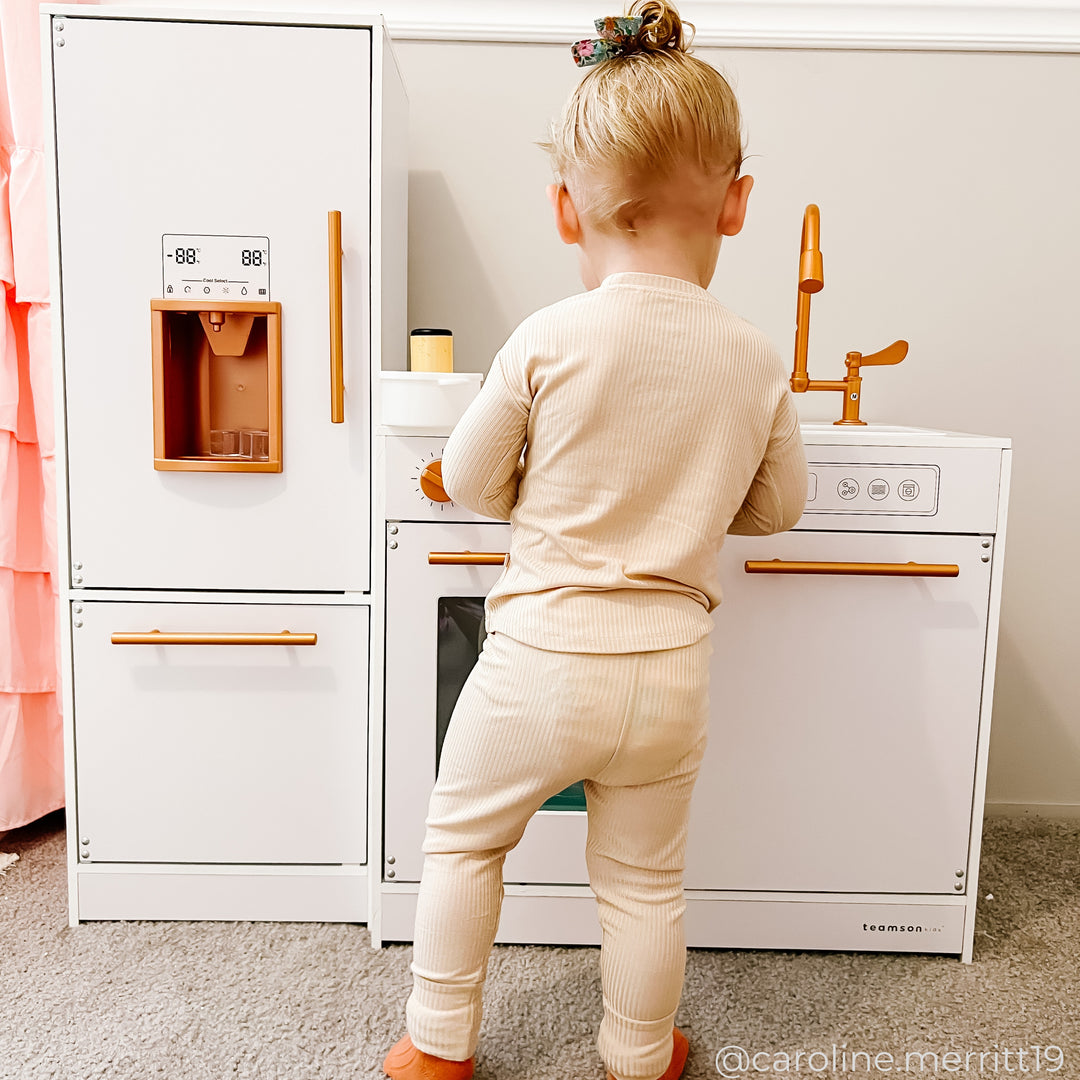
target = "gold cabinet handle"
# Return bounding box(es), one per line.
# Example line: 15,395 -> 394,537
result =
328,210 -> 344,424
428,552 -> 508,566
111,631 -> 318,646
745,560 -> 959,578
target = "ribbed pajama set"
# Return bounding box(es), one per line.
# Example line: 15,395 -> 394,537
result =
407,272 -> 808,1080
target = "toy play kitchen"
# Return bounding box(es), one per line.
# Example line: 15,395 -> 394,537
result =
377,206 -> 1010,963
45,7 -> 407,922
45,5 -> 1009,963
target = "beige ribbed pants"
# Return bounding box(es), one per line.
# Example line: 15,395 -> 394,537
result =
406,631 -> 711,1080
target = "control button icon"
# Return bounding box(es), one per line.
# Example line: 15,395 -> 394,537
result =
899,480 -> 920,501
838,478 -> 859,500
868,479 -> 889,500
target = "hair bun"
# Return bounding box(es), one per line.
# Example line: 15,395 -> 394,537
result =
628,0 -> 694,53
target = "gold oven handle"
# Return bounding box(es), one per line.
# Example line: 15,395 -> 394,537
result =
428,552 -> 508,566
745,560 -> 959,578
111,631 -> 318,646
328,210 -> 345,424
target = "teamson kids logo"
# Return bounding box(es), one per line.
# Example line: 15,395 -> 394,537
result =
862,922 -> 944,934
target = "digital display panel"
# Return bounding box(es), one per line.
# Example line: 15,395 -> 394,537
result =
162,234 -> 271,300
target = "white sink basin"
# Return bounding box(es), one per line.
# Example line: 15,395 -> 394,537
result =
796,423 -> 1008,449
799,422 -> 927,434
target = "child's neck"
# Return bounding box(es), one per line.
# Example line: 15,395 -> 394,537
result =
578,230 -> 721,291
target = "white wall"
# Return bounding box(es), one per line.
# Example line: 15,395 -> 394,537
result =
399,39 -> 1080,815
88,1 -> 1080,814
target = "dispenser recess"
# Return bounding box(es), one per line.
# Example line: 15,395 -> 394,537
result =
151,299 -> 282,472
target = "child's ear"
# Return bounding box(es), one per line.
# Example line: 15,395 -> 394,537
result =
548,182 -> 582,246
718,174 -> 754,237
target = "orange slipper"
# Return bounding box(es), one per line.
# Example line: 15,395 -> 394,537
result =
383,1034 -> 475,1080
607,1027 -> 689,1080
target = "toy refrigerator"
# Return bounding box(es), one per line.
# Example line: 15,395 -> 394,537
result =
42,7 -> 407,922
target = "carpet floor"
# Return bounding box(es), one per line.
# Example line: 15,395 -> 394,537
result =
0,811 -> 1077,1079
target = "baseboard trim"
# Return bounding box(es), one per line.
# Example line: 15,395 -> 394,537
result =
984,801 -> 1080,820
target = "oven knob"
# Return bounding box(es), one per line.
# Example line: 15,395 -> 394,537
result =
419,460 -> 452,503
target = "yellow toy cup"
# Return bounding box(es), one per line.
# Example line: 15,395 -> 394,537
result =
409,328 -> 454,373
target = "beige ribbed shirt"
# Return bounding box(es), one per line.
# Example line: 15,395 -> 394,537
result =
441,272 -> 808,652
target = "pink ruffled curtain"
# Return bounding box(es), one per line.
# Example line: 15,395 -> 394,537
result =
0,0 -> 71,830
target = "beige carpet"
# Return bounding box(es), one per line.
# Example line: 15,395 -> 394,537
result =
0,811 -> 1077,1079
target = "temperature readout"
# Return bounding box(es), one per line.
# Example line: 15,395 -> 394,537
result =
162,234 -> 271,300
169,246 -> 265,266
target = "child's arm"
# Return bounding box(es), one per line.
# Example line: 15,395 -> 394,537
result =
441,353 -> 529,521
727,393 -> 808,536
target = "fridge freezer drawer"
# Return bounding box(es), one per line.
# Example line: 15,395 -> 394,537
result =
72,601 -> 369,865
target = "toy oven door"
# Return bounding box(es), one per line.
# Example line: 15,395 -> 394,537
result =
383,520 -> 589,886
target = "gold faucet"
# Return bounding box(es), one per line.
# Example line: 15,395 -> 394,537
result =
790,204 -> 908,425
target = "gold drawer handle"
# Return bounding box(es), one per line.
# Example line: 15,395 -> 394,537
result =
745,560 -> 959,578
110,631 -> 318,646
328,210 -> 345,424
428,552 -> 508,566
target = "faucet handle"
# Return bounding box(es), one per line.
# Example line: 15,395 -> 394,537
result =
858,339 -> 908,367
799,204 -> 824,293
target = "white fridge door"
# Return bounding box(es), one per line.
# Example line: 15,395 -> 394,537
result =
52,17 -> 372,591
685,531 -> 992,895
72,601 -> 368,864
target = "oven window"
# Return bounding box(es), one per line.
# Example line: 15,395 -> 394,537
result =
437,597 -> 587,812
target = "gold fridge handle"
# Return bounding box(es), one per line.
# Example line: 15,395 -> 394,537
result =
744,560 -> 959,578
428,552 -> 509,566
328,210 -> 345,424
111,630 -> 318,646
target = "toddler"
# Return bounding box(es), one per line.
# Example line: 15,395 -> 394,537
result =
385,4 -> 808,1079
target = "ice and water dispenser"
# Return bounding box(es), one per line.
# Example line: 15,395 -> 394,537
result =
151,234 -> 281,471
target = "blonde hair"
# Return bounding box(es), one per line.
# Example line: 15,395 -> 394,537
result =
541,1 -> 744,230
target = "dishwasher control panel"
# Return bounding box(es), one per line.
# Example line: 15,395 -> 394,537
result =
805,463 -> 939,515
